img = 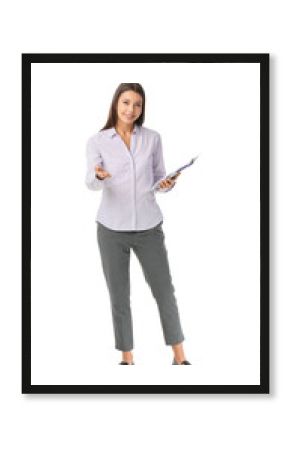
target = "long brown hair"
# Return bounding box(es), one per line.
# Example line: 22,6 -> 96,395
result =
100,83 -> 146,131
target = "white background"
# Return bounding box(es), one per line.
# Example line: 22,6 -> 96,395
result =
31,62 -> 260,385
1,0 -> 287,448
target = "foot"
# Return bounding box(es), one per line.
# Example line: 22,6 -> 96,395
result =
172,358 -> 191,365
119,361 -> 135,365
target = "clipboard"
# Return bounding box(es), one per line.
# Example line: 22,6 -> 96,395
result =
151,154 -> 200,191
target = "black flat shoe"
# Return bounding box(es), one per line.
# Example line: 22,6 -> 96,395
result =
119,361 -> 135,365
172,358 -> 191,365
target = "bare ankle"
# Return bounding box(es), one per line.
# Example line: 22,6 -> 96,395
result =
122,351 -> 134,364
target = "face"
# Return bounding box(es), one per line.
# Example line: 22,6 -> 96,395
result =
116,90 -> 143,126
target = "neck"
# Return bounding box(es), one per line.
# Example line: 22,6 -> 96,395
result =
115,122 -> 134,134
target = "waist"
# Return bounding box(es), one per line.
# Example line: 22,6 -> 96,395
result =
97,220 -> 163,233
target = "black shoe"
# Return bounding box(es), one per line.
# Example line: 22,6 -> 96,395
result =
119,361 -> 135,365
172,358 -> 191,365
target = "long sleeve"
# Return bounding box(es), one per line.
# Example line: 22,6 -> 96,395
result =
85,135 -> 107,191
153,133 -> 175,194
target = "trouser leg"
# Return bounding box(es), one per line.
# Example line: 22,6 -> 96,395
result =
132,224 -> 185,346
97,223 -> 133,351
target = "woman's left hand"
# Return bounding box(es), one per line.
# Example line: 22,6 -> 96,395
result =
158,172 -> 181,189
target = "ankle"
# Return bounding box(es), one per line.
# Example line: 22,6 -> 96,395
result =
122,352 -> 134,364
174,357 -> 186,364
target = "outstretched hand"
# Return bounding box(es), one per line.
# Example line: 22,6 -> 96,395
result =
95,165 -> 112,180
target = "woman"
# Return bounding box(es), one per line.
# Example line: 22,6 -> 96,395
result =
85,83 -> 191,365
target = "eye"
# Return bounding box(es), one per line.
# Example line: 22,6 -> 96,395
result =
123,101 -> 142,107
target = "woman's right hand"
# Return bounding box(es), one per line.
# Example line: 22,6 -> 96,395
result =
95,165 -> 112,180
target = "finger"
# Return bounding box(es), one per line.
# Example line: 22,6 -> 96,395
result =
96,170 -> 111,179
96,167 -> 108,175
96,168 -> 111,178
159,181 -> 171,189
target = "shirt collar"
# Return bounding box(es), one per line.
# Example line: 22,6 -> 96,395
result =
108,123 -> 138,138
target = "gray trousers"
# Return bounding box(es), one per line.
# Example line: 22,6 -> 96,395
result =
96,220 -> 185,351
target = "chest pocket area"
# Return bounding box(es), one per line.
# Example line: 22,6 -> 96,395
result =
143,153 -> 154,178
142,152 -> 153,169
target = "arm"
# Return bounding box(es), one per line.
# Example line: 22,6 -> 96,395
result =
85,136 -> 107,191
153,133 -> 175,193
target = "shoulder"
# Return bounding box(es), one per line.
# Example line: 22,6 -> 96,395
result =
88,128 -> 110,141
86,128 -> 111,147
139,125 -> 161,140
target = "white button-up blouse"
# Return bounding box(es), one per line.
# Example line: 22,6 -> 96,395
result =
85,124 -> 175,231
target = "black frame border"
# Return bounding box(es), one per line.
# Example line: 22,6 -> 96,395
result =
22,53 -> 269,394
